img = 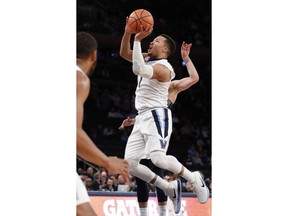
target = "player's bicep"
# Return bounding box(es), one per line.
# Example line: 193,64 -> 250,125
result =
174,77 -> 195,92
151,64 -> 171,82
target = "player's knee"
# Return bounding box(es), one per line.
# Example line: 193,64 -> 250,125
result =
150,151 -> 165,168
125,158 -> 138,174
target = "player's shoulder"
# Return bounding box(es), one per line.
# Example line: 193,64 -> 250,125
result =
77,70 -> 89,87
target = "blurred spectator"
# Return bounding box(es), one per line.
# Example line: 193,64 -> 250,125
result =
184,154 -> 193,167
99,170 -> 108,191
187,143 -> 197,157
92,173 -> 100,191
192,152 -> 204,166
107,107 -> 124,119
85,178 -> 94,191
80,171 -> 88,183
77,168 -> 84,175
102,177 -> 117,191
117,174 -> 132,191
103,125 -> 116,137
86,167 -> 94,180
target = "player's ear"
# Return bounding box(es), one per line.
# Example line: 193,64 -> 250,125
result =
162,47 -> 169,55
91,50 -> 97,62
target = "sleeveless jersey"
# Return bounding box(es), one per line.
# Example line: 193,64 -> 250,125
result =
135,58 -> 175,114
76,65 -> 83,73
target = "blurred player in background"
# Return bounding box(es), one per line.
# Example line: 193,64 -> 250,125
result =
77,32 -> 129,216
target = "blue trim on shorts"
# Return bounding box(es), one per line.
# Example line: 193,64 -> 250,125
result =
151,109 -> 162,138
164,108 -> 168,138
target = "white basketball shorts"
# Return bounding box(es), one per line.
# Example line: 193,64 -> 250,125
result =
124,107 -> 172,161
76,173 -> 90,205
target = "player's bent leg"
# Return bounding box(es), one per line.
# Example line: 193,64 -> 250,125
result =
164,179 -> 182,214
149,151 -> 182,174
77,202 -> 97,216
126,157 -> 155,183
185,171 -> 210,204
151,161 -> 167,203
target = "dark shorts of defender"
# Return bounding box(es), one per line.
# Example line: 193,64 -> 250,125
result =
136,159 -> 167,203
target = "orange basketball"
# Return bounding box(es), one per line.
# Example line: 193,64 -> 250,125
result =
127,9 -> 154,34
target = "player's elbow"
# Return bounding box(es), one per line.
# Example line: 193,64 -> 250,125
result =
193,74 -> 200,84
119,49 -> 125,58
187,75 -> 199,87
132,62 -> 153,79
119,50 -> 132,62
190,72 -> 199,84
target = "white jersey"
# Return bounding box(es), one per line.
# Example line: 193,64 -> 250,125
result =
76,65 -> 83,73
135,58 -> 175,114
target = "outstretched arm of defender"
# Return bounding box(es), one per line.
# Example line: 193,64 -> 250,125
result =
170,42 -> 199,93
119,117 -> 135,129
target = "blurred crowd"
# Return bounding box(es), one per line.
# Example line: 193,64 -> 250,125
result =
77,165 -> 212,194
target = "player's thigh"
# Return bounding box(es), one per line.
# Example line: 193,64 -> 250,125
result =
77,202 -> 97,216
145,133 -> 171,156
124,129 -> 145,160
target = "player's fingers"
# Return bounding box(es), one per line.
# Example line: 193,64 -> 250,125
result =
124,169 -> 129,178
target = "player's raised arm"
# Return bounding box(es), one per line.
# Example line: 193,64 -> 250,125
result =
169,42 -> 199,95
120,17 -> 149,62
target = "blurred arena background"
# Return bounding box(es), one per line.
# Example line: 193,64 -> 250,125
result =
77,0 -> 211,214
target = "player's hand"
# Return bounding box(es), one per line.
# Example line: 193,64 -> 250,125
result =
125,17 -> 134,35
181,41 -> 192,60
135,24 -> 153,42
107,157 -> 129,179
119,117 -> 135,129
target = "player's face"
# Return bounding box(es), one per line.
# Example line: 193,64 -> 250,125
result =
147,36 -> 166,57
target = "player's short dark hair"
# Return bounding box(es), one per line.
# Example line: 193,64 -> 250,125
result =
77,32 -> 98,60
160,34 -> 176,57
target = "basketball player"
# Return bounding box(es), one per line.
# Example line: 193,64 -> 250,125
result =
77,32 -> 129,216
119,41 -> 201,216
119,19 -> 209,214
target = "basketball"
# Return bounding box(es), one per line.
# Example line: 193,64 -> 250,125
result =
127,9 -> 154,34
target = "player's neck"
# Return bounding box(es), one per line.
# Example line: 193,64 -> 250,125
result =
77,60 -> 90,75
148,57 -> 166,61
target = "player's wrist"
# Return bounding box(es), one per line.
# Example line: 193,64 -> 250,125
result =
124,30 -> 132,36
183,57 -> 190,64
134,37 -> 142,42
